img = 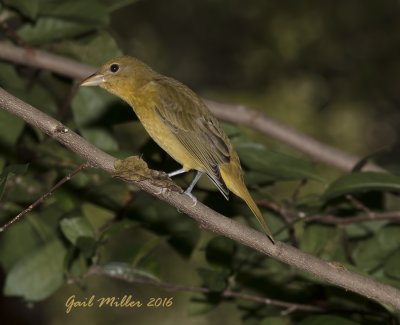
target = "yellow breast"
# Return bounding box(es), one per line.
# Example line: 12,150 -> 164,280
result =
126,85 -> 201,172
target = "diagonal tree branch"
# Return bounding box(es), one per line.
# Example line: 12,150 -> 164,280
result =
0,41 -> 384,173
0,162 -> 89,232
0,86 -> 399,310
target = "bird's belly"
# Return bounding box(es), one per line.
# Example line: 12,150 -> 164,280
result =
138,114 -> 201,172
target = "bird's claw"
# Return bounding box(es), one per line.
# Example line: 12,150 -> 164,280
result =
184,191 -> 197,207
154,187 -> 167,196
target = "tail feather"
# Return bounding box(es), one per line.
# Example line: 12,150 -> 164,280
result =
220,167 -> 275,243
243,191 -> 275,243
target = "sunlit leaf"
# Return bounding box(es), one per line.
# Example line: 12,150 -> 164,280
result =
97,262 -> 159,281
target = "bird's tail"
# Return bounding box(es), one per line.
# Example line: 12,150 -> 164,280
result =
220,167 -> 275,244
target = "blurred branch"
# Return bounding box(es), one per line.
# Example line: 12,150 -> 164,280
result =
76,265 -> 390,317
0,41 -> 385,173
0,41 -> 95,79
82,266 -> 327,313
0,162 -> 89,232
256,198 -> 400,225
307,211 -> 400,225
0,87 -> 399,310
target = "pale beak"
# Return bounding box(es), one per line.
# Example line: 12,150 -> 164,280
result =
80,73 -> 106,86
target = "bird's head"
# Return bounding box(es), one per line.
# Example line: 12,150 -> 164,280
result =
80,56 -> 158,100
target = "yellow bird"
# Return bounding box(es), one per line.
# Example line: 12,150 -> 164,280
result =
81,56 -> 274,243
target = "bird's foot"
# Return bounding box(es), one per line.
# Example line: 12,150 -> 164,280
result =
184,190 -> 197,207
154,187 -> 165,195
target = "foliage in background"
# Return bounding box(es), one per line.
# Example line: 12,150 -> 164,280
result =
0,0 -> 400,324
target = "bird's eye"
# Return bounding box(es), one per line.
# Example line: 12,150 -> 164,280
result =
110,64 -> 119,73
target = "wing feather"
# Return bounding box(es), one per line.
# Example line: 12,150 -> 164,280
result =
154,77 -> 230,198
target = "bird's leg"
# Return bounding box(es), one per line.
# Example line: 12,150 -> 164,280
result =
168,168 -> 202,206
168,168 -> 188,177
184,171 -> 202,207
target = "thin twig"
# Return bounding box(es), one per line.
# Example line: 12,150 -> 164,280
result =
288,179 -> 308,209
0,22 -> 30,48
340,225 -> 356,266
85,266 -> 327,312
0,162 -> 89,232
345,194 -> 375,218
306,211 -> 400,225
56,84 -> 80,121
74,265 -> 391,318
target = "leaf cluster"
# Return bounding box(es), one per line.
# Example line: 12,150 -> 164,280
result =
0,1 -> 399,324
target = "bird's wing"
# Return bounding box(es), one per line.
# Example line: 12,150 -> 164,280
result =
153,77 -> 231,199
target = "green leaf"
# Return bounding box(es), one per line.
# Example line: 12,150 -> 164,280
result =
131,237 -> 162,266
82,203 -> 115,230
220,121 -> 241,137
205,236 -> 237,269
243,171 -> 276,186
4,240 -> 67,301
75,237 -> 97,258
79,31 -> 122,66
197,268 -> 228,292
97,262 -> 159,281
299,315 -> 358,325
104,0 -> 142,12
18,18 -> 98,45
80,128 -> 119,152
188,293 -> 219,316
100,219 -> 138,241
353,226 -> 400,271
54,31 -> 121,67
37,0 -> 109,25
260,317 -> 291,325
0,219 -> 41,271
0,62 -> 57,116
132,193 -> 200,257
2,0 -> 39,19
323,172 -> 400,200
60,217 -> 95,245
232,137 -> 321,181
351,147 -> 389,172
0,110 -> 25,149
72,86 -> 118,128
384,250 -> 400,279
299,224 -> 340,258
0,163 -> 29,200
